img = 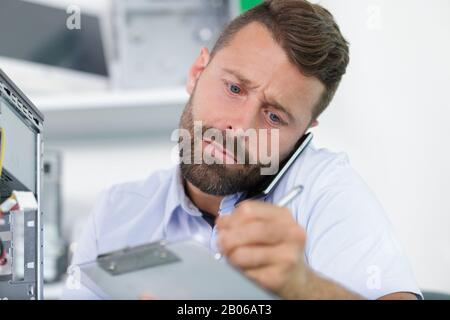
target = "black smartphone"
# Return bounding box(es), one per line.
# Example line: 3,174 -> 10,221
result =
237,132 -> 313,202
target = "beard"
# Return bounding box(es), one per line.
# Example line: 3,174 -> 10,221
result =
178,90 -> 274,196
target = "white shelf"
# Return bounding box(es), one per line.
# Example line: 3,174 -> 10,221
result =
32,87 -> 189,111
31,88 -> 189,140
0,56 -> 109,95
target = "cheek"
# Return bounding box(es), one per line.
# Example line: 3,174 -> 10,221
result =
246,129 -> 281,162
261,129 -> 280,155
280,135 -> 300,161
191,79 -> 228,123
261,130 -> 297,161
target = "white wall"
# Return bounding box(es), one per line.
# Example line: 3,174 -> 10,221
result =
42,0 -> 449,294
309,0 -> 450,292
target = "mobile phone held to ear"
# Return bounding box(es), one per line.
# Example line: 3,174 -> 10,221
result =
237,132 -> 313,202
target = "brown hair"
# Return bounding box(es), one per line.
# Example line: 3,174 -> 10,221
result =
211,0 -> 350,120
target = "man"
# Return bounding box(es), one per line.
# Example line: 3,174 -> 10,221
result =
63,0 -> 421,299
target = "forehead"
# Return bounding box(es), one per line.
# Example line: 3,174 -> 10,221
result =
210,22 -> 324,120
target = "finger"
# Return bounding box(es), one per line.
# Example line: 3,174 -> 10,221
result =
227,244 -> 283,269
218,220 -> 286,254
218,201 -> 274,229
217,201 -> 291,230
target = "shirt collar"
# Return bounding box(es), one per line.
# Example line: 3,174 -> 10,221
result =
163,165 -> 245,224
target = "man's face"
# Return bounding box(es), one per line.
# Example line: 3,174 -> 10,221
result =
179,22 -> 324,196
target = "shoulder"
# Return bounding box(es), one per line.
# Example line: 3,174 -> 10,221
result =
273,143 -> 362,203
284,144 -> 392,250
107,167 -> 176,200
89,166 -> 177,234
272,143 -> 388,229
292,143 -> 355,187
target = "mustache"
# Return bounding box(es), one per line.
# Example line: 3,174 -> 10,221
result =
199,125 -> 252,164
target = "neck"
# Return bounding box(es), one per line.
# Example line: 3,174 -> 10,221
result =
183,179 -> 224,216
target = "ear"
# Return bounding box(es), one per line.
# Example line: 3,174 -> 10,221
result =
310,120 -> 319,128
186,47 -> 211,95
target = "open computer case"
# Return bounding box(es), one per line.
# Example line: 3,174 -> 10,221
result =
0,69 -> 44,299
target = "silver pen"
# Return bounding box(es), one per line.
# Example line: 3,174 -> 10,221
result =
276,185 -> 304,207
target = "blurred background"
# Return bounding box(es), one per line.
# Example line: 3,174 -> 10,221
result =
0,0 -> 448,299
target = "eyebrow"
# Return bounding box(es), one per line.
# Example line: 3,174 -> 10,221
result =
266,99 -> 296,124
223,67 -> 296,124
223,68 -> 259,90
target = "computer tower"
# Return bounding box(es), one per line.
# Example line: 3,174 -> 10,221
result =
0,69 -> 44,299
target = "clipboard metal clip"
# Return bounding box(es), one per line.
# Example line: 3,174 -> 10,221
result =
97,240 -> 181,276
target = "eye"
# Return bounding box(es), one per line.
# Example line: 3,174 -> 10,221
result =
228,83 -> 242,95
267,111 -> 282,124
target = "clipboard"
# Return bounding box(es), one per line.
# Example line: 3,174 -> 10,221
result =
78,239 -> 278,300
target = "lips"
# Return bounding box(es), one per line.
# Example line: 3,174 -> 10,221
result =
203,138 -> 236,163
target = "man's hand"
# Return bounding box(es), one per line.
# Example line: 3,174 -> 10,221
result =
140,200 -> 414,300
216,200 -> 310,299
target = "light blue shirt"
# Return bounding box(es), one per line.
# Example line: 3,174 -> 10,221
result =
62,144 -> 421,299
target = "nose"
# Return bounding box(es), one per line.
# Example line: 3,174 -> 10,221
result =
218,99 -> 260,132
